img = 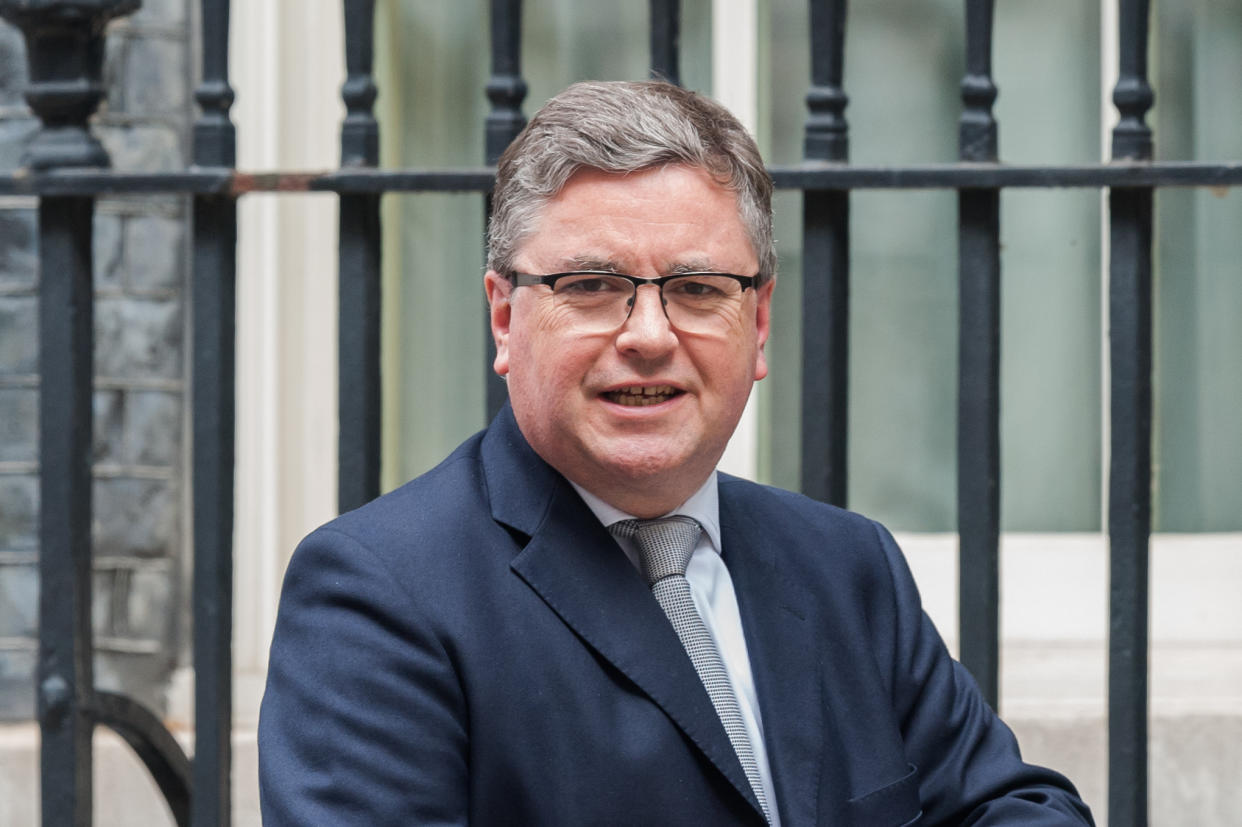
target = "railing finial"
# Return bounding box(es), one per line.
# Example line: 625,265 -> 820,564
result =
342,0 -> 380,167
1111,0 -> 1154,161
803,0 -> 849,162
0,0 -> 141,169
194,0 -> 237,167
959,0 -> 998,162
485,0 -> 527,166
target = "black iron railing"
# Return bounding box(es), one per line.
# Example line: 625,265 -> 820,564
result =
6,0 -> 1236,823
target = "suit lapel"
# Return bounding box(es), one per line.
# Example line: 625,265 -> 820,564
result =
482,408 -> 764,820
720,480 -> 827,827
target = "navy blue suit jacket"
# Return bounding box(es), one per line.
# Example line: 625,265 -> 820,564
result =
259,405 -> 1093,825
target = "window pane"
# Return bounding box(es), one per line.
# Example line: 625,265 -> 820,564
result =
1152,0 -> 1242,531
762,0 -> 1103,531
377,0 -> 490,490
995,3 -> 1103,531
1000,191 -> 1102,531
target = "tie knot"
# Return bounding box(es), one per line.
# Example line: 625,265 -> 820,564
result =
610,516 -> 702,586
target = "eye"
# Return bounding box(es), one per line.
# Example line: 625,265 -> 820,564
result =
666,276 -> 728,298
561,278 -> 608,293
555,274 -> 629,295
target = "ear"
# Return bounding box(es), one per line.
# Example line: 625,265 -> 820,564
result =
753,279 -> 774,381
484,270 -> 513,376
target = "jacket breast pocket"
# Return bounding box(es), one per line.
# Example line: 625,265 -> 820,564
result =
845,763 -> 922,827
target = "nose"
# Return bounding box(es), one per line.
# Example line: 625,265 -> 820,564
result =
615,283 -> 677,358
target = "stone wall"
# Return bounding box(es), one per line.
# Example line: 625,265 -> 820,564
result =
0,0 -> 193,719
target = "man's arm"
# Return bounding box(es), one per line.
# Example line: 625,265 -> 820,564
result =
871,521 -> 1095,825
258,527 -> 469,826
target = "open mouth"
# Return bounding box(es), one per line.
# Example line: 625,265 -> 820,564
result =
603,385 -> 682,407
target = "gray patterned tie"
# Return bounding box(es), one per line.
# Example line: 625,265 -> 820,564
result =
610,516 -> 771,824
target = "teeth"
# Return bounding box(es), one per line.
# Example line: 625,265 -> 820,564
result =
607,385 -> 679,406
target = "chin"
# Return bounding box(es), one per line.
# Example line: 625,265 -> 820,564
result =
599,440 -> 710,485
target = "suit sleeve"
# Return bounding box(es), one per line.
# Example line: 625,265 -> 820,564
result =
258,527 -> 469,826
870,521 -> 1096,826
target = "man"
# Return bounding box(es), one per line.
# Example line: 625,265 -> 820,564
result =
259,81 -> 1093,825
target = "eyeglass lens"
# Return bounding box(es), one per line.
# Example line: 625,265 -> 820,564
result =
550,273 -> 745,333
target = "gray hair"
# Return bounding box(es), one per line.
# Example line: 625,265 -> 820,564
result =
487,80 -> 776,285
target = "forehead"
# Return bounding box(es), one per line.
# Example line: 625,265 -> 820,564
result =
518,165 -> 757,273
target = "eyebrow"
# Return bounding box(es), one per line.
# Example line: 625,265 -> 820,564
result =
566,255 -> 623,273
667,259 -> 717,274
561,255 -> 721,274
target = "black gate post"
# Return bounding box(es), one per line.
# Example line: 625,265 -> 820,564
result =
800,0 -> 850,507
35,191 -> 97,826
956,0 -> 1002,710
483,0 -> 527,421
191,0 -> 238,823
649,0 -> 680,85
0,1 -> 141,823
338,0 -> 383,513
1107,1 -> 1155,824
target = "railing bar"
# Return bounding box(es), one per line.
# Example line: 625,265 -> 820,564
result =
799,0 -> 849,506
91,691 -> 192,827
769,163 -> 1242,189
649,0 -> 681,85
191,0 -> 238,822
484,0 -> 528,421
315,170 -> 496,192
799,191 -> 848,506
1107,188 -> 1153,825
190,195 -> 237,827
337,196 -> 382,512
1,162 -> 1242,196
37,195 -> 97,826
338,0 -> 383,513
956,0 -> 1001,710
956,190 -> 1000,707
1107,1 -> 1154,823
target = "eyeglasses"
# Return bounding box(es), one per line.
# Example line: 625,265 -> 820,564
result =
509,270 -> 757,334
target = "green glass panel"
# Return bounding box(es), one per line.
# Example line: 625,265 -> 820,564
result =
763,0 -> 1103,531
995,2 -> 1102,531
377,0 -> 490,490
1152,0 -> 1242,531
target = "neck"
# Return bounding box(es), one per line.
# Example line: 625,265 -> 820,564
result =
570,472 -> 715,521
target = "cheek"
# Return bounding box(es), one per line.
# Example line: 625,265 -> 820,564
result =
531,303 -> 583,334
695,323 -> 762,389
507,326 -> 589,401
511,302 -> 587,367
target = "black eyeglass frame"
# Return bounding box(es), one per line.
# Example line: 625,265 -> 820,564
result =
505,271 -> 760,330
508,270 -> 757,294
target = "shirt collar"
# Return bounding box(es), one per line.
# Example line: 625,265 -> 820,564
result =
570,472 -> 722,554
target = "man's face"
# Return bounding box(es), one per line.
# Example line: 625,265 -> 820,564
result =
485,164 -> 773,517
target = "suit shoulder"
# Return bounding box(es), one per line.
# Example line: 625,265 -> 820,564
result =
717,473 -> 880,538
716,474 -> 906,592
300,429 -> 494,562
